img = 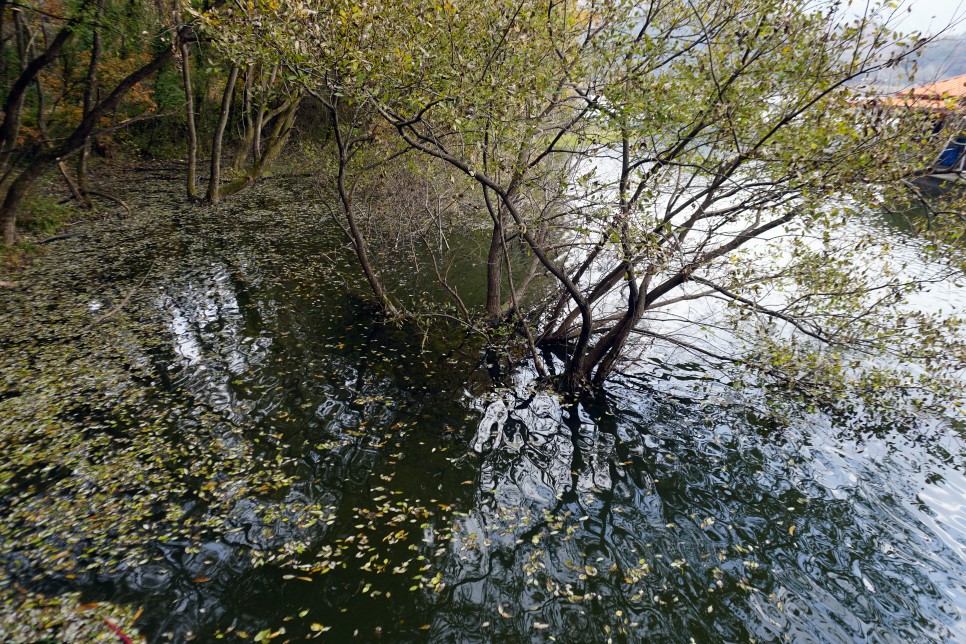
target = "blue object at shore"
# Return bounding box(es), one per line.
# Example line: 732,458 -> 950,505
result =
938,143 -> 963,168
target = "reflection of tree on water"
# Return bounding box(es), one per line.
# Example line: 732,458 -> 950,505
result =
161,260 -> 274,423
471,388 -> 626,527
422,385 -> 966,642
434,387 -> 657,638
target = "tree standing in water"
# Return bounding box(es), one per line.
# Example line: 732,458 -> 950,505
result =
160,0 -> 966,407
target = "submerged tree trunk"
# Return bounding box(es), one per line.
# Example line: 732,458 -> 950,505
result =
206,64 -> 239,204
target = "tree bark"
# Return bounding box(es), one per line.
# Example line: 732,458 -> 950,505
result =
177,27 -> 198,200
77,0 -> 106,204
0,157 -> 43,243
205,64 -> 239,203
328,99 -> 397,316
483,194 -> 503,320
220,95 -> 300,198
0,2 -> 9,85
233,65 -> 254,171
253,66 -> 277,160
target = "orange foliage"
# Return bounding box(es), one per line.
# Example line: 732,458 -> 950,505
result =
8,2 -> 161,145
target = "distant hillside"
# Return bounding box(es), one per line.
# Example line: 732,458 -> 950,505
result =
864,34 -> 966,92
906,35 -> 966,81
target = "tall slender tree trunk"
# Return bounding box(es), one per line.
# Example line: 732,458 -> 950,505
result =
0,1 -> 9,85
177,28 -> 198,200
328,100 -> 397,316
77,0 -> 106,205
481,186 -> 507,320
233,65 -> 254,171
206,64 -> 239,203
485,219 -> 503,320
253,66 -> 278,161
339,169 -> 397,316
3,10 -> 30,177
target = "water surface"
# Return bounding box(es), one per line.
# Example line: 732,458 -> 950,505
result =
0,170 -> 963,642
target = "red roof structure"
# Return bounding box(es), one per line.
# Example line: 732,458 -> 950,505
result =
885,73 -> 966,112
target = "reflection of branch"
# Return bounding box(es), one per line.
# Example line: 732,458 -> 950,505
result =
77,261 -> 154,335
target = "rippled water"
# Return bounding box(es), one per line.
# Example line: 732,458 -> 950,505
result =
1,169 -> 964,642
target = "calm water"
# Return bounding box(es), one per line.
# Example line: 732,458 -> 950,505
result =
1,170 -> 964,642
